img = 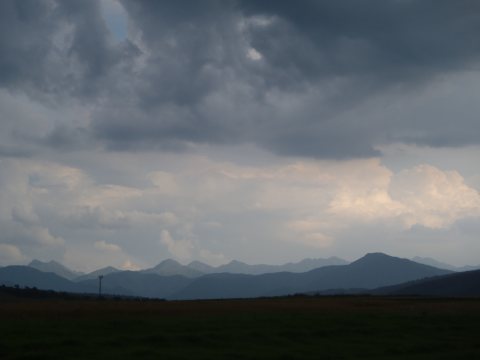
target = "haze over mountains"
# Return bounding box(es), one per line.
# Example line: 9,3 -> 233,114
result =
411,257 -> 480,272
26,257 -> 350,280
1,253 -> 475,299
28,260 -> 84,281
172,253 -> 451,299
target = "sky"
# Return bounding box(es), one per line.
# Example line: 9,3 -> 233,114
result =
1,0 -> 480,271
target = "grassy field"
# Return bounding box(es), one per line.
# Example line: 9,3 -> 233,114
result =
1,295 -> 480,359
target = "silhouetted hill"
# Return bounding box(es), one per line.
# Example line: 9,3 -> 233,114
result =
74,266 -> 120,281
0,266 -> 92,293
77,271 -> 193,298
376,269 -> 480,297
412,256 -> 480,272
340,253 -> 451,288
143,259 -> 204,278
172,253 -> 451,299
28,259 -> 84,280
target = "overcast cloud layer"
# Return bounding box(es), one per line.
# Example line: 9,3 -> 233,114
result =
0,0 -> 479,270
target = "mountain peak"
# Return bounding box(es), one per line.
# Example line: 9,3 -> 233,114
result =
355,252 -> 396,261
29,259 -> 61,267
187,261 -> 215,273
350,253 -> 406,267
155,258 -> 182,268
349,252 -> 453,275
145,259 -> 203,278
27,259 -> 83,280
364,252 -> 391,258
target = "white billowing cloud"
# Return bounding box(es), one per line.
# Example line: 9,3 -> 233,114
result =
246,47 -> 262,61
1,150 -> 479,269
148,171 -> 181,195
160,230 -> 194,261
0,244 -> 25,265
79,185 -> 142,208
121,259 -> 140,271
60,207 -> 178,230
298,232 -> 334,249
287,219 -> 336,249
159,229 -> 194,261
0,159 -> 66,256
391,165 -> 480,229
0,221 -> 65,249
31,227 -> 65,247
328,163 -> 480,229
198,249 -> 228,267
94,240 -> 121,252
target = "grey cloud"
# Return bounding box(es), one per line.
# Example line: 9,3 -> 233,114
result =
0,0 -> 135,100
241,0 -> 480,83
91,0 -> 480,158
0,145 -> 33,158
0,0 -> 55,89
119,0 -> 248,107
2,0 -> 480,158
42,125 -> 94,151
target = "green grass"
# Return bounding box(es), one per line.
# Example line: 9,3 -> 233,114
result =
1,297 -> 480,359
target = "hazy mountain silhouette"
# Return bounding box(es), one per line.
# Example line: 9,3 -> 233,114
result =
172,253 -> 451,299
28,259 -> 84,280
0,266 -> 91,293
74,266 -> 120,282
142,259 -> 204,278
77,271 -> 192,298
0,266 -> 191,298
1,253 -> 458,300
208,257 -> 348,275
279,257 -> 349,272
375,269 -> 480,297
187,260 -> 216,273
24,256 -> 349,281
412,256 -> 480,272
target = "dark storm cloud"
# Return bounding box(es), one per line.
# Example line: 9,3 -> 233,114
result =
0,0 -> 135,99
241,0 -> 480,83
1,0 -> 480,158
0,145 -> 33,158
0,0 -> 55,89
119,0 -> 246,106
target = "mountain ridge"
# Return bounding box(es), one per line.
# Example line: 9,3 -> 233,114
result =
412,256 -> 480,272
172,253 -> 451,299
3,253 -> 469,300
142,259 -> 204,278
28,259 -> 84,280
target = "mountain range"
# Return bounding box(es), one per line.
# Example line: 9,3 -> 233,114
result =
28,259 -> 84,281
2,252 -> 470,299
411,256 -> 480,272
197,257 -> 349,275
74,266 -> 120,282
172,253 -> 451,299
0,266 -> 92,293
25,256 -> 349,280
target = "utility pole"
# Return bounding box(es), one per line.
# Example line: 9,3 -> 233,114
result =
98,275 -> 104,298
